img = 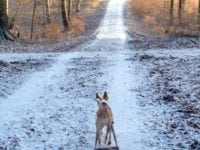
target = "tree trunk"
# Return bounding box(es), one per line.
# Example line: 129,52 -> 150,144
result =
178,0 -> 184,24
61,0 -> 70,31
169,0 -> 174,25
198,0 -> 200,27
0,0 -> 14,41
44,0 -> 51,24
68,0 -> 72,18
76,0 -> 81,13
0,0 -> 8,24
31,0 -> 37,39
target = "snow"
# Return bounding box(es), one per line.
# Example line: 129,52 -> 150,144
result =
131,50 -> 200,149
97,0 -> 126,40
0,53 -> 58,62
142,48 -> 200,58
0,0 -> 200,149
0,53 -> 76,123
105,52 -> 149,149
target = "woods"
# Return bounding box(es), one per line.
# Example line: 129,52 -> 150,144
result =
0,0 -> 103,42
129,0 -> 200,36
0,0 -> 199,42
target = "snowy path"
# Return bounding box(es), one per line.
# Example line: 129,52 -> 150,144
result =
2,0 -> 145,149
2,0 -> 200,150
0,50 -> 149,149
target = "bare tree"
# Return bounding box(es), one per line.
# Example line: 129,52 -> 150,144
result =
61,0 -> 70,31
169,0 -> 174,25
178,0 -> 184,24
44,0 -> 51,24
31,0 -> 37,39
68,0 -> 72,18
0,0 -> 14,40
76,0 -> 81,12
198,0 -> 200,26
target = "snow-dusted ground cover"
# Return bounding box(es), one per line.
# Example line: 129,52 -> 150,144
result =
132,49 -> 200,149
0,0 -> 200,150
0,54 -> 57,98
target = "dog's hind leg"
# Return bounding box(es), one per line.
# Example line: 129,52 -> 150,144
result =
95,132 -> 98,148
104,127 -> 108,144
107,126 -> 112,145
95,131 -> 102,148
97,131 -> 101,145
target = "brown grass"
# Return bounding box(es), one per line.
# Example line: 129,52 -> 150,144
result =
43,24 -> 61,41
67,16 -> 85,38
129,0 -> 200,36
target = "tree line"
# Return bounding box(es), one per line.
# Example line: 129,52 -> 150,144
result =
131,0 -> 200,36
0,0 -> 82,41
168,0 -> 200,25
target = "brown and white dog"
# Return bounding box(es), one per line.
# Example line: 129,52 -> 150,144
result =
95,91 -> 113,147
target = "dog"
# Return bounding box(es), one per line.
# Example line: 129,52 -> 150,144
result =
95,91 -> 113,147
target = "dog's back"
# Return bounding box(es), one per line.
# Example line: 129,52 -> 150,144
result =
96,102 -> 113,129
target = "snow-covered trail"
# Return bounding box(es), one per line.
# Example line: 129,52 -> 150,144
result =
0,0 -> 152,149
87,0 -> 149,148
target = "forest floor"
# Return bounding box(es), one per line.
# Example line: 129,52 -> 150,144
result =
0,0 -> 200,150
125,3 -> 200,50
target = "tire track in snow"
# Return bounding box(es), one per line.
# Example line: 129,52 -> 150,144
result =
106,51 -> 148,149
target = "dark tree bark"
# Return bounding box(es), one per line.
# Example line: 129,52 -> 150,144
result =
199,0 -> 200,15
68,0 -> 72,18
0,0 -> 8,25
169,0 -> 174,25
31,0 -> 37,39
0,0 -> 14,41
198,0 -> 200,27
178,0 -> 184,24
76,0 -> 81,13
61,0 -> 70,31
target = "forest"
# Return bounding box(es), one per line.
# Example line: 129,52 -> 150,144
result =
0,0 -> 198,43
129,0 -> 200,36
0,0 -> 200,150
0,0 -> 105,42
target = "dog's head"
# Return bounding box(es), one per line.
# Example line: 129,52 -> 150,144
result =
96,91 -> 109,108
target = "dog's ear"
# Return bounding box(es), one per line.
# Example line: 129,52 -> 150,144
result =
103,91 -> 109,101
96,93 -> 101,100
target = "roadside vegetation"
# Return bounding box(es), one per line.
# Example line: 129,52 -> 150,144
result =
128,0 -> 200,36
